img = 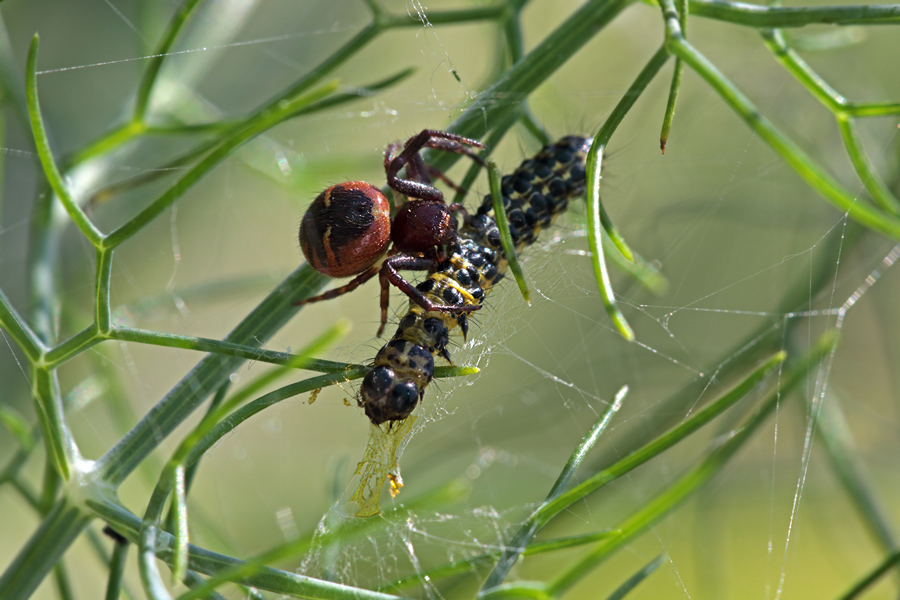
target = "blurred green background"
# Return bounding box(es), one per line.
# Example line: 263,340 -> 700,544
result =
1,0 -> 899,598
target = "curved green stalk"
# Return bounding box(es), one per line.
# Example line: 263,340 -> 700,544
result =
133,0 -> 204,122
103,527 -> 129,600
761,29 -> 900,216
26,35 -> 104,247
660,0 -> 687,153
689,0 -> 900,27
605,554 -> 667,600
584,46 -> 672,341
488,157 -> 530,302
31,368 -> 76,481
662,26 -> 900,239
0,287 -> 44,361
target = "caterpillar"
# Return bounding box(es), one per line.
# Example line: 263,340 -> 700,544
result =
359,135 -> 592,425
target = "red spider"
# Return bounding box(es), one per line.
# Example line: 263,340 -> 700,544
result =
297,129 -> 486,335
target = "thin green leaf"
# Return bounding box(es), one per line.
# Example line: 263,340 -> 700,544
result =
488,157 -> 530,302
481,387 -> 627,590
104,527 -> 129,600
52,562 -> 74,600
133,0 -> 204,122
585,46 -> 671,341
586,142 -> 634,341
688,0 -> 900,27
0,287 -> 44,361
545,335 -> 834,596
665,32 -> 900,239
660,0 -> 687,153
481,583 -> 550,600
104,79 -> 340,250
0,407 -> 34,450
95,249 -> 113,333
605,554 -> 667,600
836,550 -> 900,600
815,393 -> 898,552
31,369 -> 74,481
170,466 -> 189,584
540,351 -> 786,525
25,34 -> 104,247
836,116 -> 900,216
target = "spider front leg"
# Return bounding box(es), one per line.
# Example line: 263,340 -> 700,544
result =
294,263 -> 380,307
376,253 -> 481,337
384,130 -> 485,202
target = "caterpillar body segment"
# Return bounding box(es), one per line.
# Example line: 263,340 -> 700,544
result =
360,136 -> 592,425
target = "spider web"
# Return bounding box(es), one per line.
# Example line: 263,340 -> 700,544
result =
1,1 -> 899,599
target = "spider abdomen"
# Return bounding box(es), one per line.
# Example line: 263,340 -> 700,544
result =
299,181 -> 391,278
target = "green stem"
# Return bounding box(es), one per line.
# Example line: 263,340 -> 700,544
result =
585,45 -> 672,341
488,157 -> 530,302
104,81 -> 339,249
0,499 -> 93,600
43,325 -> 101,367
760,30 -> 900,117
836,550 -> 900,600
104,529 -> 130,600
133,0 -> 205,122
0,287 -> 44,361
25,35 -> 104,247
689,0 -> 900,27
666,35 -> 900,240
109,327 -> 355,372
95,249 -> 113,333
95,264 -> 327,485
381,5 -> 505,27
66,121 -> 146,168
481,387 -> 627,591
760,29 -> 900,215
836,115 -> 900,216
537,351 -> 786,526
545,337 -> 833,596
434,0 -> 634,162
52,562 -> 75,600
31,367 -> 76,481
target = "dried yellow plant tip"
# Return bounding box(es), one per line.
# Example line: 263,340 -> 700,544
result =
308,388 -> 321,405
351,416 -> 417,517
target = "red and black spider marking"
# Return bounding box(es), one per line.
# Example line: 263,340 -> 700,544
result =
299,181 -> 392,278
360,136 -> 591,425
298,130 -> 485,335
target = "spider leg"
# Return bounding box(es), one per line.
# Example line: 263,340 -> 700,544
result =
422,136 -> 486,167
377,253 -> 481,337
425,165 -> 468,196
294,263 -> 380,307
383,142 -> 400,175
385,130 -> 485,202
